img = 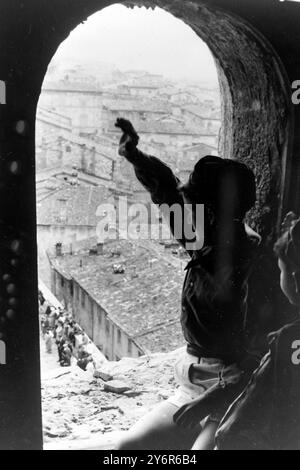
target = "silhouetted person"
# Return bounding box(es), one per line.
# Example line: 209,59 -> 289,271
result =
114,118 -> 261,450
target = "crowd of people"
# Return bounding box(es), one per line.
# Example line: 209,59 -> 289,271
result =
38,293 -> 95,371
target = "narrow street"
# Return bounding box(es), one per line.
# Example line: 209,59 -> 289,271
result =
40,327 -> 179,449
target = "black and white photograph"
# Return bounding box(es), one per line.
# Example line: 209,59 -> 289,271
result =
1,0 -> 300,454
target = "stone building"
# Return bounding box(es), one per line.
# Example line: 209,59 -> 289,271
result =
177,142 -> 218,181
38,78 -> 104,132
36,72 -> 221,198
178,104 -> 221,134
37,107 -> 72,136
113,74 -> 167,99
101,97 -> 173,131
48,239 -> 184,361
170,90 -> 201,105
36,108 -> 116,177
106,119 -> 218,149
36,185 -> 112,284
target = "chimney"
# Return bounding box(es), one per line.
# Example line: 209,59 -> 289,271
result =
55,242 -> 62,257
97,242 -> 104,255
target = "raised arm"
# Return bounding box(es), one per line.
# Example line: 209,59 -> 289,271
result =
115,118 -> 195,250
115,118 -> 181,204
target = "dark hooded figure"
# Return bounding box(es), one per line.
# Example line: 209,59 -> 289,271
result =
215,213 -> 300,450
114,118 -> 261,451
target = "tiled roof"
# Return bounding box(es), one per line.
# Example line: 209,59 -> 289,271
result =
37,185 -> 110,226
103,100 -> 171,114
108,121 -> 215,137
37,107 -> 72,128
42,80 -> 103,93
121,76 -> 164,89
182,142 -> 218,152
36,166 -> 116,196
183,104 -> 221,120
134,320 -> 184,354
49,239 -> 185,353
172,90 -> 199,99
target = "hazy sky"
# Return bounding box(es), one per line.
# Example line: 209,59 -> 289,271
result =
53,4 -> 218,83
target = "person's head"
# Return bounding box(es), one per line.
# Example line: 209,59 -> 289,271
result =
179,156 -> 256,224
274,213 -> 300,306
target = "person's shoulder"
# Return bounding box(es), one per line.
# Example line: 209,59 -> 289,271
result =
267,320 -> 300,361
272,319 -> 300,343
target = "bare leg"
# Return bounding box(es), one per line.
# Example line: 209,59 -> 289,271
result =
191,420 -> 219,450
116,401 -> 202,450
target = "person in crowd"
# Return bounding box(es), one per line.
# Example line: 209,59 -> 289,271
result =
60,342 -> 72,367
44,329 -> 53,354
80,330 -> 89,347
49,307 -> 57,329
76,344 -> 93,371
55,319 -> 64,342
67,321 -> 76,348
45,304 -> 51,317
56,337 -> 66,364
114,118 -> 262,450
39,300 -> 46,317
38,290 -> 44,304
41,313 -> 49,338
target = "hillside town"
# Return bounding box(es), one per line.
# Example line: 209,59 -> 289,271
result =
36,62 -> 221,362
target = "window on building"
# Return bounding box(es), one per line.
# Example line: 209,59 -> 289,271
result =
90,299 -> 94,315
128,339 -> 132,354
76,284 -> 79,301
60,276 -> 64,287
81,291 -> 85,308
70,281 -> 73,297
105,318 -> 110,335
57,198 -> 67,224
117,329 -> 121,344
